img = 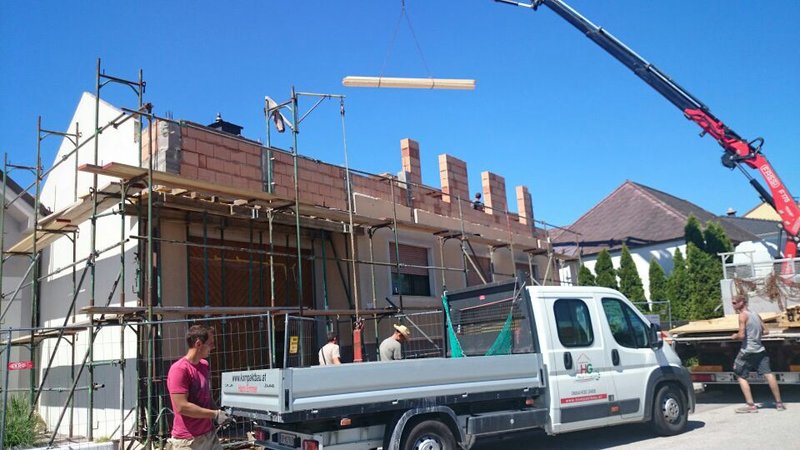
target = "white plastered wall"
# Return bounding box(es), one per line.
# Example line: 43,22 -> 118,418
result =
36,92 -> 141,438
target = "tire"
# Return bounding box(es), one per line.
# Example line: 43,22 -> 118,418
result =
401,420 -> 457,450
650,384 -> 688,436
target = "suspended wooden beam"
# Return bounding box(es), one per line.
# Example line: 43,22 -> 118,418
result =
342,76 -> 475,90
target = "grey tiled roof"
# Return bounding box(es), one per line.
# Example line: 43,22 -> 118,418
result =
551,181 -> 759,256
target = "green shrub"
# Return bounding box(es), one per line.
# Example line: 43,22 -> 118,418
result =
3,396 -> 46,449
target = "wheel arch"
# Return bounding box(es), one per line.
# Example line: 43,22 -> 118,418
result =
386,406 -> 463,450
643,365 -> 695,421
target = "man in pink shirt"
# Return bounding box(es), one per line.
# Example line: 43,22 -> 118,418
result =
167,325 -> 228,450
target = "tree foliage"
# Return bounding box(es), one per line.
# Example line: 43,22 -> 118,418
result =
686,242 -> 724,320
594,249 -> 618,291
578,264 -> 596,286
667,247 -> 692,320
648,258 -> 668,315
617,245 -> 646,308
704,221 -> 732,256
684,215 -> 705,251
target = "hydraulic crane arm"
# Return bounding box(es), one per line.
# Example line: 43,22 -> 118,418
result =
496,0 -> 800,259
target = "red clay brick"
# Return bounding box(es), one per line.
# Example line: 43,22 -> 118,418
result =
216,172 -> 233,186
180,164 -> 198,179
195,140 -> 215,157
182,137 -> 197,152
207,158 -> 225,172
197,168 -> 216,183
183,151 -> 199,166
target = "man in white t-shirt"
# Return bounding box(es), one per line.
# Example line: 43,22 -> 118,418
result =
318,332 -> 341,365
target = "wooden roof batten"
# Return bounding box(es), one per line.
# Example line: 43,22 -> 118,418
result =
77,162 -> 547,252
9,162 -> 547,256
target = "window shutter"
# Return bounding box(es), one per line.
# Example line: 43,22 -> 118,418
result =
466,256 -> 491,286
389,243 -> 429,276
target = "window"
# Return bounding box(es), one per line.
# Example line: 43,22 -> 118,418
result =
602,298 -> 649,348
515,263 -> 538,284
553,299 -> 594,347
466,256 -> 492,286
389,243 -> 431,296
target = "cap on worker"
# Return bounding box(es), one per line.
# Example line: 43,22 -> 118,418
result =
393,324 -> 411,338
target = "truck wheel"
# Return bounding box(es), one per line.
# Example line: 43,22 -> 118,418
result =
402,420 -> 457,450
650,384 -> 687,436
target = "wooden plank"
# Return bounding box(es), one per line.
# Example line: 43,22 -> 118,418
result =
78,305 -> 429,317
670,312 -> 781,335
7,182 -> 127,253
80,162 -> 283,204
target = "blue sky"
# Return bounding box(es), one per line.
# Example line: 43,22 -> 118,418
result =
1,0 -> 798,228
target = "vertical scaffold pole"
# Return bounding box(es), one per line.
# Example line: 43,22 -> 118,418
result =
290,87 -> 305,363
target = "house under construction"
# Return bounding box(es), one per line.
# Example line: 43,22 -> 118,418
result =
0,64 -> 562,448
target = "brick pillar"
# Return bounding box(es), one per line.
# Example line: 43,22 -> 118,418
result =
481,171 -> 506,215
438,154 -> 469,203
516,185 -> 534,226
400,138 -> 422,187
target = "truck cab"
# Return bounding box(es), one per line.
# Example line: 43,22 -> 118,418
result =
528,286 -> 693,436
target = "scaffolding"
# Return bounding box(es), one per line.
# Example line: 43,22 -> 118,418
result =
0,61 -> 560,449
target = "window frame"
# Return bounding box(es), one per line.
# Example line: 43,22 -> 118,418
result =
389,242 -> 432,297
553,298 -> 595,348
601,297 -> 650,349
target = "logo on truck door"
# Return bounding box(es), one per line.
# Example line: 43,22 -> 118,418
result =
575,353 -> 600,382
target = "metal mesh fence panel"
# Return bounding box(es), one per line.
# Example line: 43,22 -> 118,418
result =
448,294 -> 534,357
1,313 -> 277,447
396,311 -> 445,359
283,315 -> 318,368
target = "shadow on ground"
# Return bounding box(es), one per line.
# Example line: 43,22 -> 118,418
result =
696,384 -> 800,405
473,420 -> 707,450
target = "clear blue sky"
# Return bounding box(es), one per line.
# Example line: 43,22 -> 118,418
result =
1,1 -> 798,227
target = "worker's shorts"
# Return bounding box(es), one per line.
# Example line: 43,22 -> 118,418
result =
733,350 -> 772,378
167,430 -> 223,450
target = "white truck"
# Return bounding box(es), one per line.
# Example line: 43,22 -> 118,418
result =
221,279 -> 694,450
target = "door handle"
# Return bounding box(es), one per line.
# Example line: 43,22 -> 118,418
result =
564,352 -> 573,370
611,349 -> 620,366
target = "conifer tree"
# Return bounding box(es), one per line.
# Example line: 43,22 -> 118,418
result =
648,258 -> 668,315
704,221 -> 732,256
594,249 -> 619,291
578,264 -> 596,286
686,242 -> 723,319
667,247 -> 691,320
617,245 -> 646,309
684,215 -> 705,252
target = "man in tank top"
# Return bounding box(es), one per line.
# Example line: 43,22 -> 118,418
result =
730,295 -> 785,413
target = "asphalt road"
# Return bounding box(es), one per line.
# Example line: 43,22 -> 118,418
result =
473,385 -> 800,449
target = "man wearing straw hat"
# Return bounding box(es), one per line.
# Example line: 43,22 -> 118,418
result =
379,324 -> 411,361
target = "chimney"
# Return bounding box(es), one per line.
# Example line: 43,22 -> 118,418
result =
207,113 -> 243,136
726,207 -> 736,217
481,171 -> 506,215
516,185 -> 534,226
439,154 -> 468,203
400,138 -> 422,187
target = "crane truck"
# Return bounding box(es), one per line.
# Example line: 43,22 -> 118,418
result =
497,0 -> 799,261
494,0 -> 800,386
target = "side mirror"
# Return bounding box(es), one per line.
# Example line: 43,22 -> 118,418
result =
649,323 -> 664,350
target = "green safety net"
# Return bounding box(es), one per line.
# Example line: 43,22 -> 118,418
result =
441,292 -> 465,358
442,292 -> 515,358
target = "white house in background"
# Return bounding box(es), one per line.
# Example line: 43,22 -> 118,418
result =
551,181 -> 766,305
1,171 -> 47,392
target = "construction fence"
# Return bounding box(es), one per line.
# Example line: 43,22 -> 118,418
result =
0,312 -> 318,448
